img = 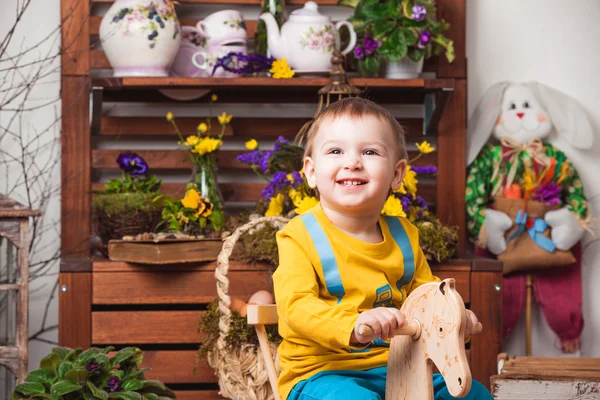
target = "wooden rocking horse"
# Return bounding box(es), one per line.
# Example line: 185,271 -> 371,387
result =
247,278 -> 477,400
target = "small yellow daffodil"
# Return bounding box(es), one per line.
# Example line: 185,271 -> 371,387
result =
177,211 -> 189,224
217,112 -> 233,126
193,137 -> 223,156
181,188 -> 201,209
395,165 -> 418,195
265,193 -> 285,217
245,139 -> 258,150
416,141 -> 435,154
382,195 -> 407,218
289,189 -> 318,215
197,123 -> 208,134
270,58 -> 295,79
166,112 -> 174,122
211,94 -> 218,102
185,136 -> 200,147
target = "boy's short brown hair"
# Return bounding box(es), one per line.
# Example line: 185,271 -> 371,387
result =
295,97 -> 408,161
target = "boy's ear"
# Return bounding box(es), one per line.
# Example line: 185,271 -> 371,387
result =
303,157 -> 317,189
390,159 -> 407,191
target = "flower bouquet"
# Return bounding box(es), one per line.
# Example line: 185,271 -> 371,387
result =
92,152 -> 163,245
235,137 -> 458,263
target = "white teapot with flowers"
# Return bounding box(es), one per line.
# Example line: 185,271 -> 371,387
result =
260,1 -> 356,72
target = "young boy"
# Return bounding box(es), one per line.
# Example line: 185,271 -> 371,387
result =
272,97 -> 492,400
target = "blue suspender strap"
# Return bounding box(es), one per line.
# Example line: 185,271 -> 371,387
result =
300,213 -> 345,303
384,216 -> 415,291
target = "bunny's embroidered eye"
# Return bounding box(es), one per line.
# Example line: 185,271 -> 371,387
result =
523,101 -> 530,108
509,103 -> 516,110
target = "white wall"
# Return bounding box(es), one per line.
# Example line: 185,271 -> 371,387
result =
467,0 -> 600,357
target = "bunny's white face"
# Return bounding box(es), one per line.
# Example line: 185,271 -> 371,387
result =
492,84 -> 552,144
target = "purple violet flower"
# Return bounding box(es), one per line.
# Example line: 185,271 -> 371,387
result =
418,31 -> 431,49
107,377 -> 119,392
258,151 -> 273,173
354,46 -> 365,60
416,195 -> 429,210
85,362 -> 101,373
291,171 -> 303,188
236,150 -> 262,165
116,152 -> 148,175
273,136 -> 289,151
411,4 -> 427,21
363,36 -> 381,56
401,195 -> 411,211
410,165 -> 438,175
531,182 -> 561,205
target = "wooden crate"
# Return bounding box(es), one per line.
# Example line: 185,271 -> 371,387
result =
491,355 -> 600,399
59,258 -> 501,398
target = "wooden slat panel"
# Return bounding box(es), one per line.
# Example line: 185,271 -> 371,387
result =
92,259 -> 272,273
93,271 -> 273,304
91,149 -> 437,170
92,311 -> 202,343
173,391 -> 223,400
91,182 -> 265,202
108,350 -> 216,384
62,0 -> 89,75
434,271 -> 470,303
100,117 -> 424,138
91,0 -> 338,4
90,17 -> 258,38
437,0 -> 466,78
59,273 -> 92,349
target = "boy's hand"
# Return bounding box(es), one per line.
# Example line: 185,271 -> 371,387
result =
350,308 -> 406,345
465,309 -> 483,337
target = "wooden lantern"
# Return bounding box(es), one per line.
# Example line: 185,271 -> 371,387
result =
0,194 -> 40,383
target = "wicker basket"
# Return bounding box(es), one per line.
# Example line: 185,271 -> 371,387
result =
209,216 -> 289,400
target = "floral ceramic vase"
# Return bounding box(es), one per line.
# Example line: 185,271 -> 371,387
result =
99,0 -> 181,77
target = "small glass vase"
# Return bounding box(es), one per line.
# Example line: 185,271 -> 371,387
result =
194,154 -> 224,212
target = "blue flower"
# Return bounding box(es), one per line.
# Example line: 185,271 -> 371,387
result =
236,150 -> 261,165
116,152 -> 148,175
273,136 -> 289,151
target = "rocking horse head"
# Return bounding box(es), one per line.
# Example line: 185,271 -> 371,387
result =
386,278 -> 471,400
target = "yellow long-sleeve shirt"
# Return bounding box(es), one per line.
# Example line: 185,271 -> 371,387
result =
273,204 -> 438,399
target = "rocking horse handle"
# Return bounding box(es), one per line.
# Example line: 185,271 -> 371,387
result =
358,319 -> 421,339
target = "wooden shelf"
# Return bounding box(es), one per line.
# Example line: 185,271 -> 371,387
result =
91,0 -> 339,5
92,76 -> 456,92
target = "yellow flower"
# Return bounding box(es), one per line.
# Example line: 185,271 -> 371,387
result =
194,199 -> 214,218
211,94 -> 218,102
193,137 -> 222,155
270,58 -> 295,79
416,141 -> 435,154
265,193 -> 285,217
197,123 -> 208,134
382,195 -> 407,218
395,165 -> 418,195
185,136 -> 200,147
177,212 -> 189,224
245,139 -> 258,150
181,188 -> 201,209
217,112 -> 233,126
166,112 -> 174,122
289,189 -> 318,215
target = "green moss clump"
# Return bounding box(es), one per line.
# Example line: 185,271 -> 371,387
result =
415,218 -> 458,263
92,192 -> 161,215
198,300 -> 281,360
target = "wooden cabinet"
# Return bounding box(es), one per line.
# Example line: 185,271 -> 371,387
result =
58,0 -> 502,397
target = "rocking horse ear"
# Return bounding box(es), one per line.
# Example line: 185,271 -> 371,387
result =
439,281 -> 446,295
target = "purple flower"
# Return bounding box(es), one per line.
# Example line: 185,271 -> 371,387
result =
411,4 -> 427,21
107,377 -> 119,392
410,165 -> 438,175
416,195 -> 428,210
273,136 -> 289,151
258,151 -> 273,173
363,36 -> 381,55
116,152 -> 148,175
236,150 -> 262,165
401,195 -> 411,211
531,182 -> 561,205
418,31 -> 431,49
85,362 -> 101,373
291,171 -> 303,188
354,46 -> 365,60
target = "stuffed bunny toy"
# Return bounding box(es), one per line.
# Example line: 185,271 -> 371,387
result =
466,81 -> 594,353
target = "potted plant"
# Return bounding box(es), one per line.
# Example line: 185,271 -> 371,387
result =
12,346 -> 175,400
92,152 -> 162,246
339,0 -> 455,78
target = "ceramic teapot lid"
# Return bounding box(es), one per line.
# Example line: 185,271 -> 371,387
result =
289,1 -> 330,23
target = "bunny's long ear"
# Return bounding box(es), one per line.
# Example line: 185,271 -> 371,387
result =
525,82 -> 593,150
467,82 -> 510,165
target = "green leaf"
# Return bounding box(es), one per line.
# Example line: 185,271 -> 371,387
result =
65,348 -> 84,362
40,353 -> 61,375
139,380 -> 175,397
29,394 -> 60,400
142,394 -> 159,400
122,379 -> 144,392
358,56 -> 381,77
13,382 -> 47,396
361,2 -> 388,20
51,347 -> 72,360
77,348 -> 101,365
108,392 -> 142,400
84,394 -> 103,400
347,16 -> 366,34
58,361 -> 74,379
380,29 -> 408,61
407,47 -> 425,62
337,0 -> 361,7
65,366 -> 89,384
87,381 -> 109,400
373,20 -> 396,38
24,368 -> 55,385
110,348 -> 136,367
50,380 -> 82,396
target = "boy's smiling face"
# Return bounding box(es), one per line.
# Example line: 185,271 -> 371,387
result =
303,114 -> 406,217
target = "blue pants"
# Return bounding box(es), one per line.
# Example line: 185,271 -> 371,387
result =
287,366 -> 493,400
